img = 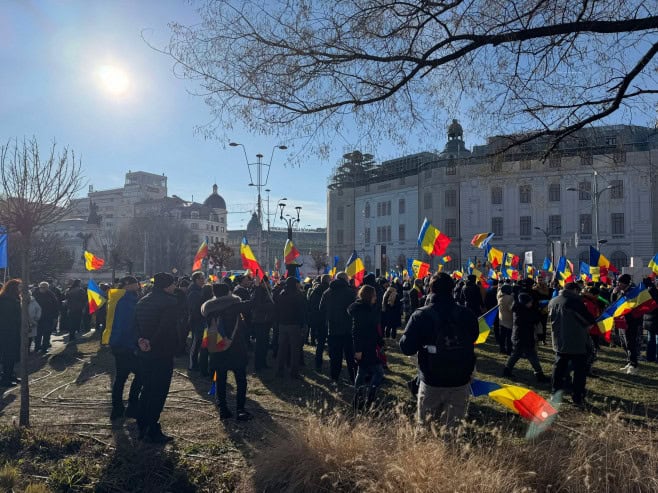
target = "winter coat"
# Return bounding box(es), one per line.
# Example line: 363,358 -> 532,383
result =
27,295 -> 42,338
409,286 -> 422,312
34,289 -> 60,321
109,291 -> 139,351
511,296 -> 540,347
275,287 -> 307,327
186,283 -> 205,332
461,282 -> 483,315
348,300 -> 383,367
135,288 -> 183,360
382,286 -> 402,327
497,285 -> 514,329
201,295 -> 253,368
319,278 -> 356,337
307,281 -> 329,328
548,289 -> 596,355
0,296 -> 21,362
65,286 -> 86,313
251,284 -> 274,326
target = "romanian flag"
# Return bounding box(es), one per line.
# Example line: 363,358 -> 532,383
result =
84,250 -> 105,271
417,218 -> 452,256
555,256 -> 574,286
208,371 -> 217,396
470,379 -> 557,424
475,306 -> 498,345
240,237 -> 264,280
201,327 -> 229,351
541,257 -> 554,272
579,262 -> 592,282
596,284 -> 657,341
412,260 -> 430,279
504,252 -> 520,268
440,255 -> 452,263
505,268 -> 520,281
283,239 -> 300,265
526,265 -> 535,279
192,239 -> 208,271
452,270 -> 463,280
590,246 -> 618,273
345,250 -> 366,287
649,253 -> 658,275
472,268 -> 489,289
101,288 -> 127,344
328,255 -> 339,278
87,279 -> 106,315
471,232 -> 494,249
486,246 -> 504,269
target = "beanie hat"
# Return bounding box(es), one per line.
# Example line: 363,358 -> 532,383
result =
153,272 -> 175,290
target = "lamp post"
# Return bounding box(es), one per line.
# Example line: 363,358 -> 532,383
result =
229,142 -> 287,263
278,202 -> 302,278
567,170 -> 613,248
534,226 -> 552,263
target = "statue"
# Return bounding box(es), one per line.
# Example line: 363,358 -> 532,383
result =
87,199 -> 102,226
447,119 -> 463,141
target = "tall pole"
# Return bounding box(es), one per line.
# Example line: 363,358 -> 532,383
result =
256,153 -> 263,263
593,170 -> 600,248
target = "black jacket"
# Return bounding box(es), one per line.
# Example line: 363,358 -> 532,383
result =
66,286 -> 86,313
307,281 -> 329,328
461,282 -> 483,315
348,300 -> 382,367
0,296 -> 21,362
275,288 -> 307,326
319,278 -> 356,336
202,295 -> 253,368
511,297 -> 541,346
400,293 -> 479,387
34,289 -> 60,321
251,284 -> 274,325
186,283 -> 205,331
135,289 -> 183,360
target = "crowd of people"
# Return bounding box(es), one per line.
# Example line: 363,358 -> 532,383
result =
1,267 -> 656,440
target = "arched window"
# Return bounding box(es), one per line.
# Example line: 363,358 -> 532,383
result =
578,251 -> 589,264
364,202 -> 370,218
610,251 -> 629,269
364,255 -> 372,271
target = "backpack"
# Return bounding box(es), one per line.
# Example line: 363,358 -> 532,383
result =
421,305 -> 476,387
205,312 -> 240,353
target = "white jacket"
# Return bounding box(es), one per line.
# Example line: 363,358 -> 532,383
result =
28,295 -> 42,337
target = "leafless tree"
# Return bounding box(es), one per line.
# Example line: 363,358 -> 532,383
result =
0,137 -> 83,426
310,249 -> 328,274
164,1 -> 658,155
7,231 -> 74,281
208,240 -> 234,273
98,227 -> 128,282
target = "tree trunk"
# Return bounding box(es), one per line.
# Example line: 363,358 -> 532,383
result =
19,238 -> 31,426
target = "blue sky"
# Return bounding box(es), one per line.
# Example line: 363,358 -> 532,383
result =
0,0 -> 363,230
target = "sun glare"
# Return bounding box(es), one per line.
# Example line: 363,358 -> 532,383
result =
97,65 -> 130,97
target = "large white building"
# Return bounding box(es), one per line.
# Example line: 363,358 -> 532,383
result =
327,122 -> 658,274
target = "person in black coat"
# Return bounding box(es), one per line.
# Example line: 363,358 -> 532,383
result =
308,275 -> 331,371
319,272 -> 357,383
251,276 -> 275,371
34,281 -> 60,352
461,275 -> 483,315
0,279 -> 22,387
502,292 -> 549,382
349,285 -> 384,410
65,279 -> 86,340
274,277 -> 307,379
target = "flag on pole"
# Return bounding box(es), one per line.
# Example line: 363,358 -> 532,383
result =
87,279 -> 106,314
283,239 -> 300,264
649,253 -> 658,275
328,255 -> 339,277
417,218 -> 452,256
596,284 -> 657,341
345,250 -> 366,287
471,233 -> 494,249
84,250 -> 105,271
589,246 -> 618,273
0,227 -> 7,269
411,260 -> 430,279
475,306 -> 498,345
240,237 -> 264,280
541,257 -> 554,272
486,246 -> 504,269
192,239 -> 208,272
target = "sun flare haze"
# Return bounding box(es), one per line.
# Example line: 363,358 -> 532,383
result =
96,64 -> 130,97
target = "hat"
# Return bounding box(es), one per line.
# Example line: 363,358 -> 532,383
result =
38,281 -> 49,288
153,272 -> 175,290
518,292 -> 533,305
618,274 -> 632,285
120,276 -> 139,287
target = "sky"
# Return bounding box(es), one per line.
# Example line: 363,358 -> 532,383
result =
0,0 -> 364,230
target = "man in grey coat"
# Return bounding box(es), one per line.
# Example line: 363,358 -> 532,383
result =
548,282 -> 596,407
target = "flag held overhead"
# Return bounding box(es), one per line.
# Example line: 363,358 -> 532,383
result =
84,251 -> 105,271
418,218 -> 451,256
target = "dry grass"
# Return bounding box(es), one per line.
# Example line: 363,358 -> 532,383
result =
248,410 -> 658,493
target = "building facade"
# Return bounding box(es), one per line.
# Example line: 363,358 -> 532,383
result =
327,122 -> 658,274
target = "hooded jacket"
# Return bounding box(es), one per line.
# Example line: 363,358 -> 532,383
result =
201,294 -> 253,367
135,288 -> 183,360
348,300 -> 382,366
548,289 -> 596,354
319,278 -> 356,337
276,283 -> 307,326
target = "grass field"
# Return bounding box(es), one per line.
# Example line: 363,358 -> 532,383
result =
0,328 -> 657,492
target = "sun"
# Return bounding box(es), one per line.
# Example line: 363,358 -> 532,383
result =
96,65 -> 130,97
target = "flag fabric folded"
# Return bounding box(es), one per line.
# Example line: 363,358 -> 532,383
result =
412,260 -> 430,279
101,288 -> 127,344
208,371 -> 217,396
470,378 -> 557,423
526,265 -> 535,279
555,256 -> 573,286
649,253 -> 658,275
87,279 -> 106,315
596,284 -> 657,340
418,218 -> 452,256
471,233 -> 494,249
345,250 -> 366,287
541,257 -> 554,272
84,250 -> 105,271
486,246 -> 504,269
440,255 -> 452,263
192,239 -> 208,271
475,306 -> 498,345
452,270 -> 463,280
504,252 -> 520,268
240,237 -> 264,280
590,246 -> 618,273
284,239 -> 301,264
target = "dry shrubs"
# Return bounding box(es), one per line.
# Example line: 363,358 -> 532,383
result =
250,411 -> 658,493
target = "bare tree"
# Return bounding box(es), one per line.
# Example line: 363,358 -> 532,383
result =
7,231 -> 74,281
310,249 -> 328,274
208,240 -> 234,274
0,137 -> 83,426
99,227 -> 128,282
164,1 -> 658,155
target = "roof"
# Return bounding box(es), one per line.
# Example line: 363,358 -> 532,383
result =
203,184 -> 227,210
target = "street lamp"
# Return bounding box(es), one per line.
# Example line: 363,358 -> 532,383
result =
534,226 -> 553,263
566,170 -> 613,247
278,202 -> 302,278
229,142 -> 287,262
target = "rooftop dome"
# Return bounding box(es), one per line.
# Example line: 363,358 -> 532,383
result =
246,212 -> 262,234
203,184 -> 227,210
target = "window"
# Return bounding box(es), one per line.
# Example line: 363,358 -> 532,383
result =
336,230 -> 344,245
581,154 -> 593,166
398,198 -> 405,214
610,251 -> 629,268
520,160 -> 531,170
385,226 -> 392,242
491,161 -> 502,172
336,206 -> 344,221
611,213 -> 625,236
365,202 -> 370,218
386,201 -> 392,216
376,202 -> 382,217
221,227 -> 224,233
578,181 -> 591,200
424,192 -> 433,209
579,214 -> 592,235
492,217 -> 503,237
610,180 -> 623,199
425,168 -> 432,178
519,185 -> 532,204
548,183 -> 561,202
606,136 -> 617,146
445,165 -> 456,175
398,224 -> 406,241
191,211 -> 199,219
491,187 -> 503,205
548,215 -> 562,236
191,222 -> 199,230
549,155 -> 561,168
444,218 -> 457,237
519,216 -> 532,237
614,151 -> 626,164
365,228 -> 371,244
220,216 -> 225,223
376,227 -> 381,243
445,189 -> 457,207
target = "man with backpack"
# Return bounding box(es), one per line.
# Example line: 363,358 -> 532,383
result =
400,273 -> 479,427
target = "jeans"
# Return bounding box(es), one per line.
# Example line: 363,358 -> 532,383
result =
0,354 -> 16,384
111,347 -> 142,410
36,318 -> 56,351
210,354 -> 247,411
417,381 -> 470,427
328,333 -> 355,383
552,353 -> 587,402
353,363 -> 384,409
253,323 -> 270,370
499,325 -> 512,354
276,324 -> 302,376
315,324 -> 328,370
68,311 -> 83,338
505,342 -> 544,375
137,355 -> 174,436
189,326 -> 207,373
620,323 -> 641,367
647,330 -> 658,362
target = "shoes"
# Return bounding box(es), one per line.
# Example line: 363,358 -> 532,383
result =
626,365 -> 638,375
110,407 -> 125,421
145,432 -> 173,444
0,380 -> 16,388
218,407 -> 233,420
124,405 -> 139,419
619,362 -> 631,371
236,409 -> 252,421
